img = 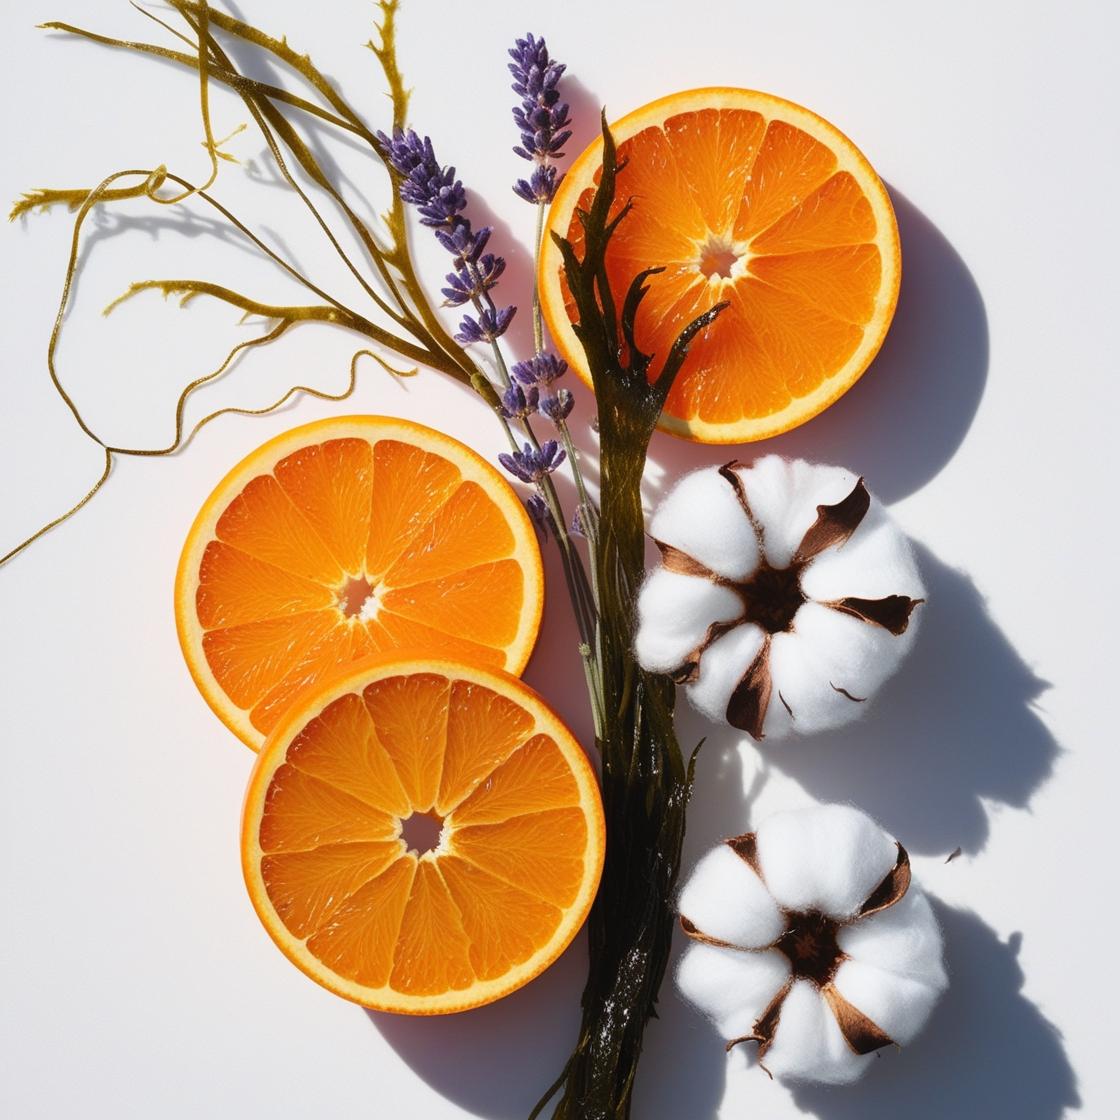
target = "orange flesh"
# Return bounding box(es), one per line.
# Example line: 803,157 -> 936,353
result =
247,665 -> 602,1008
550,97 -> 896,437
189,430 -> 537,742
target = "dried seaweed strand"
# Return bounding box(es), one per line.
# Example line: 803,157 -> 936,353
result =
3,0 -> 491,567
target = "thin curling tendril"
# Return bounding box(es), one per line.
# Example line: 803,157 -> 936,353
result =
4,0 -> 494,568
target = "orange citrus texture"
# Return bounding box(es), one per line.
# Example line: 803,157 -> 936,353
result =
175,417 -> 544,750
241,656 -> 606,1014
539,88 -> 901,443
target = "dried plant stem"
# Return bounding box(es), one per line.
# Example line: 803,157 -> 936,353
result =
532,200 -> 546,352
533,118 -> 727,1120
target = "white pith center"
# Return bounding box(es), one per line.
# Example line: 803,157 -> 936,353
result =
695,234 -> 752,282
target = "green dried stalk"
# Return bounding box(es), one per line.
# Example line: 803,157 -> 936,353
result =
531,120 -> 727,1120
3,0 -> 492,566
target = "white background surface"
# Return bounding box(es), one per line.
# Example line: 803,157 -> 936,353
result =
1,2 -> 1114,1117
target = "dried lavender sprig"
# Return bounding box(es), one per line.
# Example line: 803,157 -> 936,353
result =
509,33 -> 571,202
526,493 -> 554,541
382,121 -> 601,729
539,387 -> 574,421
498,439 -> 566,484
499,382 -> 540,421
509,33 -> 571,354
378,127 -> 516,349
455,305 -> 516,345
440,252 -> 504,307
512,351 -> 567,387
514,351 -> 600,545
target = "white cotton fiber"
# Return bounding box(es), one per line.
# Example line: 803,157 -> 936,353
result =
685,622 -> 766,724
761,622 -> 864,739
763,979 -> 870,1085
633,569 -> 743,674
677,844 -> 785,948
800,501 -> 925,603
649,467 -> 761,580
634,455 -> 924,741
774,603 -> 911,730
677,942 -> 791,1040
737,456 -> 860,569
831,958 -> 943,1047
754,804 -> 899,919
838,888 -> 947,990
675,804 -> 947,1085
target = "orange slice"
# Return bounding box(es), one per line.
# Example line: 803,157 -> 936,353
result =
175,416 -> 544,749
539,88 -> 900,443
241,654 -> 605,1013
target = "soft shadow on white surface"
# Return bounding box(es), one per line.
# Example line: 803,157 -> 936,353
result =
766,542 -> 1058,856
638,902 -> 1080,1120
791,902 -> 1080,1119
369,934 -> 586,1119
645,190 -> 989,503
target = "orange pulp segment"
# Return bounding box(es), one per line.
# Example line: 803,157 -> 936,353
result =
175,416 -> 544,749
241,655 -> 605,1013
539,88 -> 901,443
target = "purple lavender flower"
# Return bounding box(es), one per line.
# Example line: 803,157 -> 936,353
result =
441,253 -> 505,307
499,440 -> 566,484
456,306 -> 517,345
511,351 -> 568,388
378,126 -> 515,343
433,223 -> 490,264
526,493 -> 554,541
499,382 -> 540,420
509,34 -> 571,203
513,164 -> 561,206
377,129 -> 467,226
539,387 -> 574,422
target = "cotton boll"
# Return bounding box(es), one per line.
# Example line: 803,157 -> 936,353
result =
754,804 -> 898,919
838,888 -> 947,989
763,979 -> 871,1085
831,958 -> 943,1047
763,622 -> 870,738
633,569 -> 743,674
800,500 -> 925,603
738,456 -> 860,570
685,622 -> 766,724
635,456 -> 923,740
676,805 -> 946,1085
778,602 -> 914,725
677,943 -> 791,1040
649,466 -> 760,580
677,844 -> 785,948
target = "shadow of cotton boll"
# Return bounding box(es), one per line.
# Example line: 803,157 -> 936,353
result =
792,902 -> 1080,1119
764,542 -> 1056,856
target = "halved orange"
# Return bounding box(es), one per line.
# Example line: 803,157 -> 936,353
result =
241,654 -> 605,1013
539,88 -> 901,443
175,416 -> 544,750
